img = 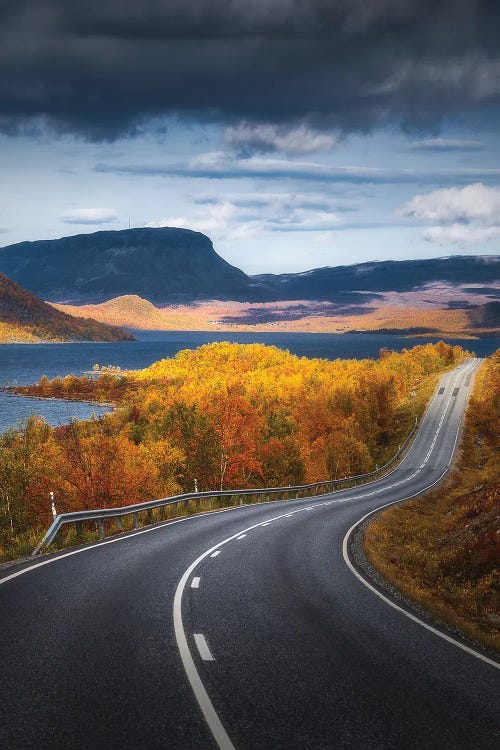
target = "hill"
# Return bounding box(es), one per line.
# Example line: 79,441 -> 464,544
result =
0,228 -> 253,304
0,228 -> 498,306
0,273 -> 134,342
55,292 -> 499,338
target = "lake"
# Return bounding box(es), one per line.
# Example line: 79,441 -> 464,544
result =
0,330 -> 497,432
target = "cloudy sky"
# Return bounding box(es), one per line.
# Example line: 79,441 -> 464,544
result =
1,0 -> 499,274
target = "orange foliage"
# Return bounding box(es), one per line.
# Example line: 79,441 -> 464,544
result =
1,341 -> 469,559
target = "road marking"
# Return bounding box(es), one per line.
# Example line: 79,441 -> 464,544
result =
2,360 -> 482,750
343,361 -> 499,671
210,550 -> 221,557
260,522 -> 271,526
236,534 -> 246,540
173,506 -> 317,750
26,366 -> 457,584
342,489 -> 499,672
191,577 -> 201,589
194,634 -> 215,662
173,360 -> 493,750
0,503 -> 262,588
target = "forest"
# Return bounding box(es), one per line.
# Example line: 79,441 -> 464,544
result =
1,340 -> 468,561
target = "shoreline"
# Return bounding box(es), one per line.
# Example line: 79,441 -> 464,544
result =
0,388 -> 115,410
1,327 -> 497,344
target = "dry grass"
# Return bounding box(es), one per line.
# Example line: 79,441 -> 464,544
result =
364,353 -> 499,652
54,290 -> 498,337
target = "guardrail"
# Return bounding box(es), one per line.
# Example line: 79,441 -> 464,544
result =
32,417 -> 418,556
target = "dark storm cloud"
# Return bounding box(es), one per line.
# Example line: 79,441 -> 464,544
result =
1,0 -> 500,139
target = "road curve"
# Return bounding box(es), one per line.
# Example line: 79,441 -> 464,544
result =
1,358 -> 498,750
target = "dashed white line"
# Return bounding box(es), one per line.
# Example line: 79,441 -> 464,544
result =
191,577 -> 201,589
210,550 -> 221,558
174,505 -> 319,750
194,634 -> 215,662
237,534 -> 246,540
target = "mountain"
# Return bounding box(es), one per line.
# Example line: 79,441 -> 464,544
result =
0,228 -> 498,306
0,273 -> 134,342
0,228 -> 252,304
254,256 -> 500,300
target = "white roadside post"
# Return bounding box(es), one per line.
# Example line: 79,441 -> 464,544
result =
50,491 -> 57,518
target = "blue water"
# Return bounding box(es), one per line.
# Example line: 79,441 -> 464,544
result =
0,331 -> 497,432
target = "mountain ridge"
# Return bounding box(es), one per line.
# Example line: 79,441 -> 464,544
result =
0,227 -> 498,305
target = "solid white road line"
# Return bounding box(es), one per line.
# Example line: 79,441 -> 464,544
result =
343,360 -> 499,670
342,494 -> 499,671
194,634 -> 215,662
191,577 -> 201,589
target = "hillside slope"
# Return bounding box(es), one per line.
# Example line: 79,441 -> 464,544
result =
0,273 -> 134,342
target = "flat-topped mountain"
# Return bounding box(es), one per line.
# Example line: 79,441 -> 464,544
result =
0,227 -> 252,304
0,273 -> 133,342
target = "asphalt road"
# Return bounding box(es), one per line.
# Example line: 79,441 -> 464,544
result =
1,358 -> 498,750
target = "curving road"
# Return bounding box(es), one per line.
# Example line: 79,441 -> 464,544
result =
0,358 -> 498,749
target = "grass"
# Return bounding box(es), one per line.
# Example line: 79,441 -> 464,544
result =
363,353 -> 499,652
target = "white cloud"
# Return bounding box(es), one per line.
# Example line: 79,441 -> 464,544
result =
224,123 -> 340,155
61,207 -> 119,225
146,201 -> 265,241
422,224 -> 500,246
400,183 -> 500,224
400,183 -> 500,247
146,191 -> 344,241
196,191 -> 357,213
